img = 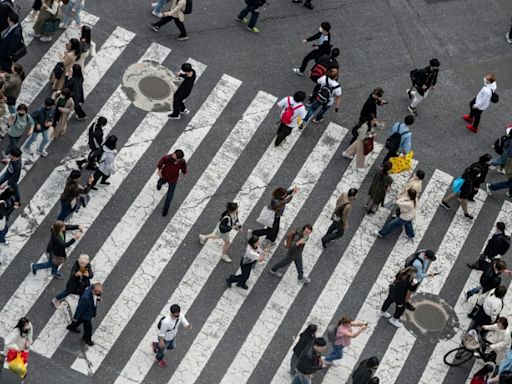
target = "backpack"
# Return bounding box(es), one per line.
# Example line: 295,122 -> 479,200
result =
326,324 -> 337,344
284,228 -> 297,249
309,63 -> 327,82
404,250 -> 425,268
452,176 -> 464,194
493,135 -> 509,155
218,214 -> 232,234
385,123 -> 408,152
281,97 -> 302,125
409,68 -> 419,84
496,234 -> 511,256
490,90 -> 499,104
183,0 -> 192,14
316,79 -> 340,105
87,147 -> 104,166
157,316 -> 166,330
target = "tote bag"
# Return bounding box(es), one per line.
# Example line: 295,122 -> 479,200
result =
256,206 -> 275,227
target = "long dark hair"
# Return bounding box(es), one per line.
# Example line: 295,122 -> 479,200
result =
248,235 -> 259,249
0,187 -> 15,201
14,317 -> 30,337
80,25 -> 91,44
68,38 -> 82,60
104,135 -> 117,150
12,63 -> 25,81
71,64 -> 83,80
407,188 -> 417,207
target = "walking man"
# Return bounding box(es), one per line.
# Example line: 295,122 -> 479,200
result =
152,304 -> 192,368
468,222 -> 510,270
292,337 -> 327,384
269,223 -> 313,284
301,69 -> 341,127
150,0 -> 189,40
406,58 -> 440,116
66,283 -> 103,346
168,63 -> 196,119
382,115 -> 414,164
25,98 -> 55,157
463,73 -> 497,133
321,188 -> 357,248
466,259 -> 508,300
236,0 -> 266,33
486,158 -> 512,198
274,91 -> 307,147
359,87 -> 387,124
293,22 -> 332,76
6,104 -> 34,157
0,12 -> 23,72
0,147 -> 22,204
156,149 -> 187,216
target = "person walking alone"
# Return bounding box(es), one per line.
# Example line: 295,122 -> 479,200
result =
76,116 -> 107,170
269,223 -> 313,284
150,0 -> 189,40
406,58 -> 440,116
66,283 -> 103,346
380,266 -> 416,328
52,253 -> 93,308
24,98 -> 54,157
467,154 -> 491,201
467,222 -> 510,270
156,149 -> 187,217
0,147 -> 22,205
90,135 -> 117,190
323,316 -> 367,364
4,104 -> 33,158
342,116 -> 384,171
168,63 -> 196,119
236,0 -> 266,34
274,91 -> 307,147
376,188 -> 418,240
463,73 -> 497,133
64,63 -> 86,120
441,162 -> 483,219
365,161 -> 393,214
226,235 -> 268,290
321,188 -> 357,248
292,22 -> 332,76
290,324 -> 317,375
358,87 -> 387,124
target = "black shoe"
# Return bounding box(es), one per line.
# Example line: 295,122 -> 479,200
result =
467,263 -> 478,270
405,303 -> 415,311
236,282 -> 249,290
156,182 -> 162,191
162,209 -> 168,217
226,278 -> 232,288
465,213 -> 474,220
67,325 -> 80,333
321,238 -> 326,249
91,186 -> 98,191
100,181 -> 110,185
176,34 -> 189,41
75,160 -> 85,170
468,197 -> 475,202
440,201 -> 450,210
83,339 -> 94,346
303,2 -> 314,9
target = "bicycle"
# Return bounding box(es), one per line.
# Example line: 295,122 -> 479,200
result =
444,329 -> 496,367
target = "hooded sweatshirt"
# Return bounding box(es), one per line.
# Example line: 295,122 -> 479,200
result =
474,81 -> 497,111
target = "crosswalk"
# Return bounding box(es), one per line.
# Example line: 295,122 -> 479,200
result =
1,10 -> 511,384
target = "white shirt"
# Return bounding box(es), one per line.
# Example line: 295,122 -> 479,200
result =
242,245 -> 261,264
474,81 -> 497,111
277,96 -> 306,129
4,324 -> 33,353
483,324 -> 511,363
158,314 -> 189,341
483,290 -> 504,323
316,76 -> 342,107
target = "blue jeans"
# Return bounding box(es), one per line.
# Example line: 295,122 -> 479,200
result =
491,152 -> 510,167
0,221 -> 8,243
292,372 -> 311,384
24,130 -> 50,152
0,172 -> 20,203
57,199 -> 73,221
155,338 -> 176,361
238,5 -> 259,29
55,288 -> 71,300
32,258 -> 58,275
379,217 -> 415,238
157,178 -> 176,212
489,179 -> 512,193
304,99 -> 330,123
7,104 -> 16,115
62,2 -> 84,26
467,286 -> 482,298
152,0 -> 167,13
4,135 -> 20,157
324,344 -> 343,362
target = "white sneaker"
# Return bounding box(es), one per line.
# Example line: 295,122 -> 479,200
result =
506,32 -> 512,44
341,151 -> 354,159
246,229 -> 252,240
298,277 -> 311,284
380,311 -> 392,318
151,1 -> 158,6
199,234 -> 207,245
220,254 -> 232,263
37,149 -> 49,157
375,230 -> 383,238
388,317 -> 402,328
181,109 -> 190,115
498,168 -> 506,175
269,269 -> 283,278
292,68 -> 305,76
52,298 -> 62,309
39,35 -> 53,42
152,10 -> 163,17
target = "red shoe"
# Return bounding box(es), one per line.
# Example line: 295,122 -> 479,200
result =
466,124 -> 478,133
462,114 -> 473,123
157,359 -> 167,368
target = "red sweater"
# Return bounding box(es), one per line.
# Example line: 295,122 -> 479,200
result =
157,155 -> 187,184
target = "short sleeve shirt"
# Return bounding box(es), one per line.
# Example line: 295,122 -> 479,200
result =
277,97 -> 307,128
158,314 -> 189,341
316,76 -> 342,107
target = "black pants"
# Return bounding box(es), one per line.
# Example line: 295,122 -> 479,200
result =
69,319 -> 93,342
469,98 -> 483,128
299,50 -> 322,73
275,123 -> 292,146
271,253 -> 304,279
171,93 -> 186,117
228,260 -> 254,285
92,169 -> 110,186
381,294 -> 405,320
252,215 -> 280,242
322,222 -> 344,244
155,16 -> 187,37
75,102 -> 87,118
509,23 -> 512,37
32,0 -> 42,10
382,150 -> 399,164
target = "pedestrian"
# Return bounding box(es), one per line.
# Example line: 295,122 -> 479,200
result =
380,266 -> 416,327
467,154 -> 492,201
403,249 -> 437,310
0,147 -> 22,204
490,125 -> 512,174
76,25 -> 96,70
4,104 -> 34,158
29,0 -> 41,20
290,324 -> 317,375
468,222 -> 510,270
150,0 -> 189,40
482,317 -> 511,364
236,0 -> 266,34
0,187 -> 17,245
486,158 -> 512,198
470,285 -> 507,329
358,87 -> 387,124
199,202 -> 242,263
342,116 -> 384,170
0,12 -> 23,72
293,22 -> 332,76
301,69 -> 341,127
388,169 -> 424,214
0,63 -> 25,119
60,0 -> 84,29
292,0 -> 314,9
323,316 -> 367,364
168,63 -> 196,119
151,0 -> 169,17
441,162 -> 483,219
90,135 -> 117,190
50,38 -> 81,91
32,0 -> 62,42
406,58 -> 440,116
466,259 -> 507,300
4,317 -> 33,353
66,283 -> 102,346
24,98 -> 54,157
156,149 -> 187,217
307,47 -> 340,104
463,73 -> 497,133
0,79 -> 5,120
52,253 -> 93,308
269,223 -> 313,284
382,115 -> 414,164
376,188 -> 417,240
226,235 -> 268,290
65,63 -> 86,120
507,17 -> 512,44
365,161 -> 393,214
75,116 -> 107,170
57,170 -> 94,221
487,350 -> 512,384
31,220 -> 83,279
292,337 -> 327,384
152,304 -> 192,368
351,356 -> 379,384
0,0 -> 13,32
248,186 -> 299,245
274,91 -> 307,147
321,188 -> 357,248
470,364 -> 494,384
51,88 -> 75,139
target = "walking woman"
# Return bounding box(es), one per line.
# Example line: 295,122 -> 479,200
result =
0,63 -> 25,119
376,189 -> 417,240
64,63 -> 86,120
90,135 -> 117,190
468,154 -> 492,201
51,88 -> 75,139
290,324 -> 317,375
342,116 -> 383,170
249,186 -> 299,245
0,187 -> 18,245
380,266 -> 416,328
31,220 -> 83,279
32,0 -> 61,42
76,116 -> 107,170
226,235 -> 268,290
365,161 -> 393,214
57,170 -> 93,221
4,317 -> 33,353
50,39 -> 81,91
199,202 -> 242,263
323,316 -> 368,364
76,25 -> 96,70
52,253 -> 93,308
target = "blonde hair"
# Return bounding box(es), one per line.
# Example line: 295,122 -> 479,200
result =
78,254 -> 90,265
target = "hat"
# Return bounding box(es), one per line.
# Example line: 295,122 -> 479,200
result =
424,250 -> 436,261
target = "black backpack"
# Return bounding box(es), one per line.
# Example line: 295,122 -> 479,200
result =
183,0 -> 192,14
316,79 -> 340,105
493,135 -> 509,155
385,123 -> 408,152
157,316 -> 166,329
404,250 -> 425,268
490,90 -> 499,104
218,214 -> 232,234
87,147 -> 104,166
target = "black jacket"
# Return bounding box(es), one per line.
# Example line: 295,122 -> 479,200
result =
47,225 -> 79,258
411,66 -> 438,96
292,329 -> 315,357
389,276 -> 412,305
480,262 -> 502,293
245,0 -> 265,8
61,177 -> 92,203
0,23 -> 22,62
87,123 -> 104,152
351,358 -> 376,384
175,70 -> 196,99
295,347 -> 323,375
484,232 -> 511,258
4,158 -> 21,185
0,0 -> 13,32
65,76 -> 85,104
359,93 -> 381,122
66,260 -> 94,295
305,31 -> 331,55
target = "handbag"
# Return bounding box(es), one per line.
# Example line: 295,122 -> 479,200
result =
52,255 -> 66,266
256,206 -> 275,227
389,151 -> 414,174
10,37 -> 27,62
363,136 -> 374,155
53,62 -> 65,80
41,2 -> 62,34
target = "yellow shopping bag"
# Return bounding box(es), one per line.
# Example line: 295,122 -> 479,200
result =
389,151 -> 414,174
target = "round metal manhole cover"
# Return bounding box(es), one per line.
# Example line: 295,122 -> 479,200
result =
414,303 -> 447,331
138,76 -> 172,100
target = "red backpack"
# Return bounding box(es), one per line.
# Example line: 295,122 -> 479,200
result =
281,97 -> 302,125
310,63 -> 327,82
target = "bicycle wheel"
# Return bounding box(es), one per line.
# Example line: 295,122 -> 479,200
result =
444,347 -> 474,366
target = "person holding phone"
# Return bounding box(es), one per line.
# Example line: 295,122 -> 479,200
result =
323,316 -> 368,364
380,266 -> 417,328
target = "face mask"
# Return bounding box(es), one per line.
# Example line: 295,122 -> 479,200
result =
483,77 -> 488,84
319,27 -> 323,33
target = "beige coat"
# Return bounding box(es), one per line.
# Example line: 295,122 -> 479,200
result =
52,96 -> 75,138
50,50 -> 77,91
344,122 -> 379,169
397,196 -> 417,221
400,177 -> 422,197
164,0 -> 186,22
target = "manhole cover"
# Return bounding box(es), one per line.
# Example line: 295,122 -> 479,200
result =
414,302 -> 447,331
138,76 -> 172,100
